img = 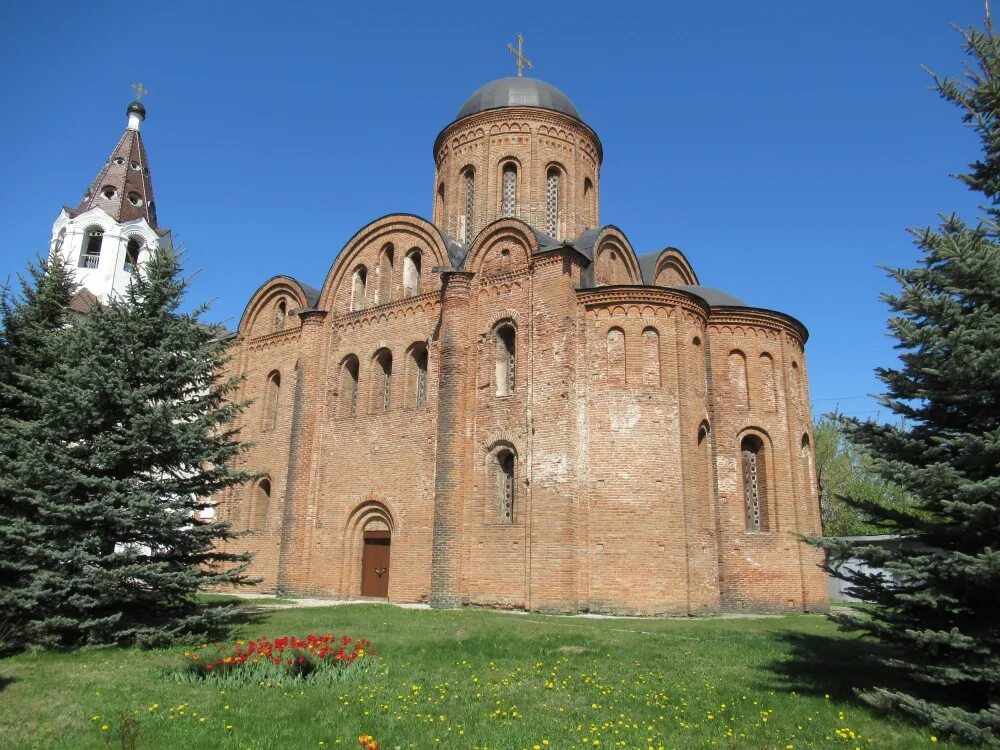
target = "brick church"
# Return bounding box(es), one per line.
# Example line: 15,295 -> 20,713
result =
54,70 -> 828,614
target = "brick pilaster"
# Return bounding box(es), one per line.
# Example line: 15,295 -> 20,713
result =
429,271 -> 474,608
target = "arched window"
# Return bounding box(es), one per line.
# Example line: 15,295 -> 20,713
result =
696,421 -> 712,513
340,355 -> 360,417
741,435 -> 769,532
251,477 -> 271,530
262,371 -> 280,430
791,360 -> 803,416
272,299 -> 287,332
583,176 -> 595,222
351,266 -> 368,311
376,244 -> 393,305
495,324 -> 516,396
495,449 -> 516,524
80,227 -> 103,268
728,350 -> 749,406
462,167 -> 475,242
546,166 -> 560,237
500,163 -> 517,218
607,327 -> 626,384
373,349 -> 392,412
801,433 -> 817,524
403,249 -> 422,297
642,327 -> 660,386
410,344 -> 428,407
760,353 -> 777,411
124,236 -> 142,273
436,182 -> 445,220
691,336 -> 706,395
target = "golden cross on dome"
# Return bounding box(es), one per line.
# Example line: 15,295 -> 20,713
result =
506,33 -> 532,78
131,82 -> 148,101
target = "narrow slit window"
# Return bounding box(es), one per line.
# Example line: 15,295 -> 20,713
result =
377,245 -> 393,305
607,327 -> 626,384
252,478 -> 271,530
546,167 -> 560,236
495,325 -> 516,396
501,163 -> 517,218
273,299 -> 287,332
642,327 -> 660,386
463,168 -> 475,242
373,349 -> 392,412
741,435 -> 768,532
413,346 -> 428,407
263,371 -> 281,430
403,250 -> 421,297
351,266 -> 368,311
497,450 -> 515,523
341,356 -> 360,417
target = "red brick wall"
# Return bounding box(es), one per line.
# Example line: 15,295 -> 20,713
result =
219,216 -> 828,616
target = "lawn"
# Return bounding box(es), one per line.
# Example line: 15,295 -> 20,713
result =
0,603 -> 967,749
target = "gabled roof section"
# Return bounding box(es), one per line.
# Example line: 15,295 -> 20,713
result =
71,102 -> 163,232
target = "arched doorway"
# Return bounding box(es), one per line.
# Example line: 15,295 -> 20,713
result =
360,529 -> 391,597
343,499 -> 395,599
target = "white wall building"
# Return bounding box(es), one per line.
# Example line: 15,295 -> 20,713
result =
49,99 -> 169,308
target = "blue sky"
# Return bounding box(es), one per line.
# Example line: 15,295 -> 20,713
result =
0,1 -> 988,423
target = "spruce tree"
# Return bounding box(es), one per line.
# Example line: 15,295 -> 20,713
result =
818,12 -> 1000,746
0,247 -> 253,648
0,252 -> 79,649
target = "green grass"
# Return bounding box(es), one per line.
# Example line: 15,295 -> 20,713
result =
0,604 -> 972,749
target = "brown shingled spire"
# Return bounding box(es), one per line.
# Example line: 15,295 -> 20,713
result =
73,100 -> 161,230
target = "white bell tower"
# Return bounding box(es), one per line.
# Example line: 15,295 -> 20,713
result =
50,88 -> 170,307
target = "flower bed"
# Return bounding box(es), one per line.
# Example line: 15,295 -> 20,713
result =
176,634 -> 375,685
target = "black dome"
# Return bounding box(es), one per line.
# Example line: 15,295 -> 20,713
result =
457,77 -> 581,120
127,100 -> 146,118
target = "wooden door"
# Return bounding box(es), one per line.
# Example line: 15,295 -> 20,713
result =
360,530 -> 391,597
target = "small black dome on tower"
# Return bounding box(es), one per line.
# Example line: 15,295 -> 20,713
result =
127,100 -> 146,119
456,77 -> 581,120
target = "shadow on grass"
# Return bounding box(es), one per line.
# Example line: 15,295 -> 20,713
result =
200,602 -> 266,641
760,629 -> 993,747
760,630 -> 909,702
0,675 -> 17,693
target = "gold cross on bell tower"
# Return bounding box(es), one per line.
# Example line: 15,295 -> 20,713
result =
507,33 -> 532,77
131,82 -> 148,101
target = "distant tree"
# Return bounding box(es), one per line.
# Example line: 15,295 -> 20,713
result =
815,11 -> 1000,746
813,414 -> 916,537
0,246 -> 253,648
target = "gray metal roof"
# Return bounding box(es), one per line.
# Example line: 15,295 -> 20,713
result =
572,227 -> 603,262
457,77 -> 582,120
672,285 -> 748,307
637,252 -> 659,285
441,230 -> 468,268
297,281 -> 321,308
